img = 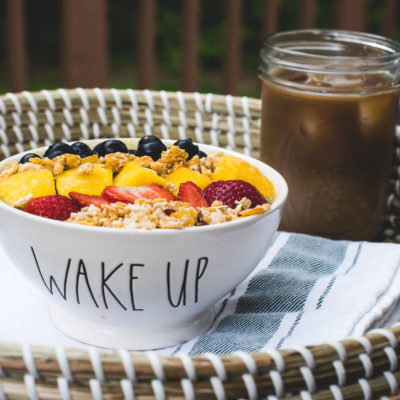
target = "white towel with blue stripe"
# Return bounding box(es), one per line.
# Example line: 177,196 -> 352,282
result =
1,232 -> 400,353
168,232 -> 400,354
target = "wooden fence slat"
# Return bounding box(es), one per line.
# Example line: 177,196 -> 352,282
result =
263,0 -> 279,37
138,0 -> 155,90
335,0 -> 367,31
6,0 -> 28,92
300,0 -> 315,29
224,0 -> 241,95
62,0 -> 107,88
182,0 -> 199,92
383,0 -> 396,38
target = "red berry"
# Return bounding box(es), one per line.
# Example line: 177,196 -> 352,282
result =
69,192 -> 110,208
202,180 -> 266,208
24,195 -> 80,221
102,184 -> 175,203
177,181 -> 207,208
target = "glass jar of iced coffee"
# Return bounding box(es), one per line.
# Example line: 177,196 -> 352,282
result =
259,30 -> 400,240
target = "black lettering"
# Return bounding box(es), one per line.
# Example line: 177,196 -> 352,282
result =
195,257 -> 208,303
31,246 -> 70,300
76,259 -> 99,308
129,264 -> 144,311
101,262 -> 127,310
167,260 -> 189,307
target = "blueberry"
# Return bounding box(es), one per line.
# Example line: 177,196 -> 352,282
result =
174,138 -> 199,160
138,135 -> 162,145
103,139 -> 128,154
199,150 -> 207,158
44,143 -> 77,159
71,142 -> 94,158
128,149 -> 137,155
93,142 -> 106,156
19,153 -> 41,164
136,135 -> 166,161
94,139 -> 128,157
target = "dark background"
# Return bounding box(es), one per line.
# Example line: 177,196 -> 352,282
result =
0,0 -> 397,97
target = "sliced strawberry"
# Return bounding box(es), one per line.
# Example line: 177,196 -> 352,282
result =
177,181 -> 207,208
24,195 -> 80,221
102,184 -> 175,203
203,180 -> 266,208
69,192 -> 110,208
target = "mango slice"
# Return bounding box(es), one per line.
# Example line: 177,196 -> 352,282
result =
166,167 -> 212,195
56,165 -> 113,197
213,155 -> 275,199
0,169 -> 56,205
114,161 -> 167,187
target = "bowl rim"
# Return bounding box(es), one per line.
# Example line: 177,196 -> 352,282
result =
0,139 -> 288,235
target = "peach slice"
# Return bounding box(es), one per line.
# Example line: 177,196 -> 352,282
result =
56,165 -> 113,197
166,167 -> 211,196
114,161 -> 167,188
213,155 -> 275,200
0,169 -> 56,205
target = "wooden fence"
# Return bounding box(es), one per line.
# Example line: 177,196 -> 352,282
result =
5,0 -> 398,95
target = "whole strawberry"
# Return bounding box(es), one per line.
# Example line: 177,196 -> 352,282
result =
203,180 -> 267,208
24,195 -> 80,221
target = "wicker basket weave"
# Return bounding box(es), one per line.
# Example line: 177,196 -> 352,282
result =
0,88 -> 400,399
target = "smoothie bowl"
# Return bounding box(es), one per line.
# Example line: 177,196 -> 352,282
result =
0,137 -> 287,349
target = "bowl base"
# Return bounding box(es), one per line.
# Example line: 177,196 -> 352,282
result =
49,305 -> 215,350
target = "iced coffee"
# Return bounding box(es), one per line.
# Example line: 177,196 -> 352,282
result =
259,30 -> 400,240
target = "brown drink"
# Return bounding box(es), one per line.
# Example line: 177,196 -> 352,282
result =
259,30 -> 400,240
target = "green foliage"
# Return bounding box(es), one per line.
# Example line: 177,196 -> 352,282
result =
156,0 -> 182,74
109,0 -> 136,67
198,1 -> 224,70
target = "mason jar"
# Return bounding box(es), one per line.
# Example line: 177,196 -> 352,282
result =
259,30 -> 400,240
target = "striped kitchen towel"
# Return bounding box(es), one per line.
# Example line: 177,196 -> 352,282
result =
1,232 -> 400,353
165,232 -> 400,355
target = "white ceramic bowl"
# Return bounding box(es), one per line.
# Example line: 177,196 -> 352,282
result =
0,139 -> 287,350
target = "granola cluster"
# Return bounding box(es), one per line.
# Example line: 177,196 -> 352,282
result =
0,153 -> 92,179
67,198 -> 270,230
0,146 -> 223,181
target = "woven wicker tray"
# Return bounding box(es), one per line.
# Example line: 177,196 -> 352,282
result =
0,88 -> 399,399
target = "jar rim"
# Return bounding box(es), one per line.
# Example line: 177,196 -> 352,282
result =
260,29 -> 400,74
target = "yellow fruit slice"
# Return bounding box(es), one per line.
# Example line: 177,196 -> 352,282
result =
114,161 -> 167,187
56,165 -> 113,197
213,155 -> 275,199
0,169 -> 56,205
166,167 -> 212,195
